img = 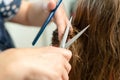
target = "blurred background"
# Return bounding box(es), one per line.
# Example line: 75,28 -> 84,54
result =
5,0 -> 77,48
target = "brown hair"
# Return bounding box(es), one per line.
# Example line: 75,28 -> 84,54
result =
52,0 -> 120,80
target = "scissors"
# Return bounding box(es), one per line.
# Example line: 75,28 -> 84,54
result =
60,17 -> 89,48
32,0 -> 62,46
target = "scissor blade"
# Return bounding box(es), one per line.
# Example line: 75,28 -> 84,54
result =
59,17 -> 73,48
65,25 -> 90,48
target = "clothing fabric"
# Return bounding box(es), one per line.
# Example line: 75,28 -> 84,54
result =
0,0 -> 21,51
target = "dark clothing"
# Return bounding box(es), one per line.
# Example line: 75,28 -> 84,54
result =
0,0 -> 21,51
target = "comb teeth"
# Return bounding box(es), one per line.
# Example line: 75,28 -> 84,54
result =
65,25 -> 90,48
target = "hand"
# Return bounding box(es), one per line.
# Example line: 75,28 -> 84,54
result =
0,46 -> 72,80
29,0 -> 70,40
11,0 -> 71,40
48,0 -> 69,40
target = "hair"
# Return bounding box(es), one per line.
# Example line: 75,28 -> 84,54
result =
52,0 -> 120,80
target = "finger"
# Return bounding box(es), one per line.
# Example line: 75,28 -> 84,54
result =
57,17 -> 68,41
54,4 -> 69,40
64,60 -> 72,73
57,18 -> 68,41
51,47 -> 72,61
62,49 -> 72,61
48,0 -> 56,11
23,47 -> 72,61
58,54 -> 71,73
55,58 -> 70,80
40,46 -> 72,61
62,67 -> 69,80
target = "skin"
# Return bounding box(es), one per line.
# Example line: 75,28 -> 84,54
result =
11,0 -> 69,40
0,0 -> 72,80
0,46 -> 72,80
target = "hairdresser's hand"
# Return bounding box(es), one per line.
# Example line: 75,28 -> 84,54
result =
11,0 -> 70,40
29,0 -> 70,40
0,46 -> 72,80
49,0 -> 70,40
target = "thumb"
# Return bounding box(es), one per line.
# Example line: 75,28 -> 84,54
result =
47,0 -> 56,11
